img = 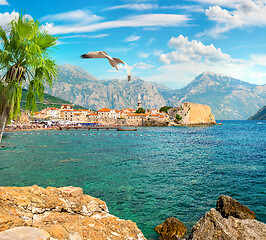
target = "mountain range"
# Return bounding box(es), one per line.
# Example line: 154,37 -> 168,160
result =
45,64 -> 266,120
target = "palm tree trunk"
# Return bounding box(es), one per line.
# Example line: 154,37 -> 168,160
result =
0,111 -> 8,144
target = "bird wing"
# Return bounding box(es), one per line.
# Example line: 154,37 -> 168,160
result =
81,51 -> 131,81
113,58 -> 132,81
81,51 -> 110,59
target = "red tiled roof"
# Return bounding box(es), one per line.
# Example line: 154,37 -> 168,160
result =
98,108 -> 111,112
122,108 -> 135,112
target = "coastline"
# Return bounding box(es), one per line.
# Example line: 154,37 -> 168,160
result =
0,185 -> 265,240
4,127 -> 52,132
4,121 -> 219,133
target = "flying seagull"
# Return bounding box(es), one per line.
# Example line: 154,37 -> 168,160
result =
81,51 -> 131,81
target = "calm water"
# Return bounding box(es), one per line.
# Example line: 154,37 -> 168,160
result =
0,120 -> 265,239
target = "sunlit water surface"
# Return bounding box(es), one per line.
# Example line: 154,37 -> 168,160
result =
0,120 -> 265,239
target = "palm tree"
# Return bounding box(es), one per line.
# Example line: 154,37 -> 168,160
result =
0,14 -> 58,143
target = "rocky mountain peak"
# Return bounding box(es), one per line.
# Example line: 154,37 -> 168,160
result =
58,64 -> 99,84
190,71 -> 258,90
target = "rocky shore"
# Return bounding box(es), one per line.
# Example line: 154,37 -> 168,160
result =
0,186 -> 146,240
155,195 -> 266,240
0,186 -> 265,240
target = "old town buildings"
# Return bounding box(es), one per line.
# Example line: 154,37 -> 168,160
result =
33,104 -> 168,126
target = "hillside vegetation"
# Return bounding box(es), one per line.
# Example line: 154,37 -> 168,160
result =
20,89 -> 86,111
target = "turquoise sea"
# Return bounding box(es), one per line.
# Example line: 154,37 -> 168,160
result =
0,120 -> 265,239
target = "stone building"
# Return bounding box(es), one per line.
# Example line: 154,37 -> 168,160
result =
125,113 -> 149,126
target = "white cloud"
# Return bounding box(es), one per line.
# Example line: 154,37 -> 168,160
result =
41,10 -> 103,23
0,0 -> 8,5
106,3 -> 158,11
251,54 -> 266,66
124,34 -> 140,42
0,11 -> 32,30
159,34 -> 244,64
134,62 -> 154,69
198,0 -> 266,36
138,52 -> 150,58
0,11 -> 19,30
146,38 -> 155,46
249,71 -> 266,84
192,0 -> 237,8
153,49 -> 163,56
60,34 -> 109,39
42,13 -> 190,35
107,3 -> 204,12
161,4 -> 205,12
56,40 -> 66,45
118,64 -> 133,71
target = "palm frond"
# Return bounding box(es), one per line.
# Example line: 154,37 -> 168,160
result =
0,13 -> 58,119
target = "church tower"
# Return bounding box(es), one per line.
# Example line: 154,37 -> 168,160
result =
137,93 -> 142,109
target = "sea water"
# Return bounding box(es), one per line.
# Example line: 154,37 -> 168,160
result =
0,120 -> 265,239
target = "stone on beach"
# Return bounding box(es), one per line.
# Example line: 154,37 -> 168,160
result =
155,217 -> 187,240
0,185 -> 146,240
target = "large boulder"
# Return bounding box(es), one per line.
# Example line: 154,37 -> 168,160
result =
216,195 -> 256,220
0,185 -> 146,240
188,208 -> 266,240
167,102 -> 216,125
155,217 -> 187,240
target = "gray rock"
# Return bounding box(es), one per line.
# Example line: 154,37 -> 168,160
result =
188,208 -> 266,240
216,195 -> 256,220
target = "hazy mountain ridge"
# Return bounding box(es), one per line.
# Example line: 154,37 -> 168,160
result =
248,105 -> 266,120
46,64 -> 266,120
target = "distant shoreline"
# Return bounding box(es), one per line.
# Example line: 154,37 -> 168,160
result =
4,122 -> 220,133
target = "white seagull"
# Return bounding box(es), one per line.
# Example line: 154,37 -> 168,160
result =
81,51 -> 131,81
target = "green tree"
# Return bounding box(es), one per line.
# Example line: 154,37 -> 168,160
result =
0,14 -> 58,143
175,114 -> 182,122
136,107 -> 145,113
159,106 -> 172,113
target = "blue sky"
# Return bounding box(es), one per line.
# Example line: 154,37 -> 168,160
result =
1,0 -> 266,89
